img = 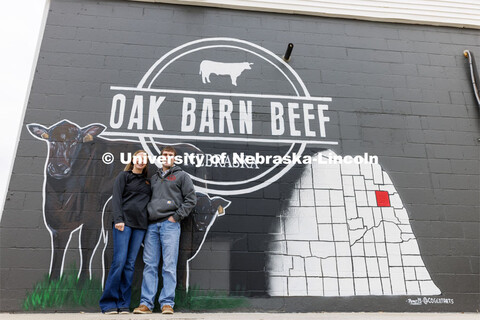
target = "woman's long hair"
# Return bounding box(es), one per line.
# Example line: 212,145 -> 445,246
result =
124,150 -> 148,177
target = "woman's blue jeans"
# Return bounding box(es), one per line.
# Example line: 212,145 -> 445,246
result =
139,220 -> 181,309
99,225 -> 146,312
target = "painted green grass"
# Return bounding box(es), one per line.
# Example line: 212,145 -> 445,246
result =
130,284 -> 248,311
24,268 -> 248,311
22,267 -> 102,311
174,286 -> 248,311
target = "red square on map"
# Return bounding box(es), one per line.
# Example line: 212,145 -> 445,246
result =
375,190 -> 390,207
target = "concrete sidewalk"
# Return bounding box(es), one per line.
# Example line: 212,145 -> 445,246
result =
0,313 -> 478,320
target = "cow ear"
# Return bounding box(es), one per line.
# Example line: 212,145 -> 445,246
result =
249,62 -> 254,66
81,123 -> 106,142
211,197 -> 231,216
26,123 -> 49,140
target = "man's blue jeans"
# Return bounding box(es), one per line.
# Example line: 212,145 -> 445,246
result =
99,225 -> 146,312
140,220 -> 181,309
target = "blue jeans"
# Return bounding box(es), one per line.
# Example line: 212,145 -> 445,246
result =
99,225 -> 146,312
139,220 -> 181,309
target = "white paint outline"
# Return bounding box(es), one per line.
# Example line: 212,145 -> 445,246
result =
101,230 -> 109,289
111,87 -> 332,102
77,226 -> 83,280
91,195 -> 112,286
103,131 -> 338,146
60,224 -> 83,278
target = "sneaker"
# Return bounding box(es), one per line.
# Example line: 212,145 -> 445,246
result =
118,307 -> 130,314
103,308 -> 118,315
161,305 -> 174,314
133,304 -> 152,314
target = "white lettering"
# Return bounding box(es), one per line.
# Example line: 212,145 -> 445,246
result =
287,102 -> 301,136
147,96 -> 164,131
219,99 -> 234,134
127,95 -> 143,130
239,100 -> 252,134
303,103 -> 316,137
271,102 -> 284,135
317,104 -> 330,138
181,97 -> 196,132
110,94 -> 126,129
199,98 -> 214,133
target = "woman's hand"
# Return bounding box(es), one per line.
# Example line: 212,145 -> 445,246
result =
168,216 -> 176,223
115,222 -> 125,231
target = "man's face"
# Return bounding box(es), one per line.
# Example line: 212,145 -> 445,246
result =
162,150 -> 176,168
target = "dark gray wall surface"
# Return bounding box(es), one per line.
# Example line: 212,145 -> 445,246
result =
0,0 -> 479,312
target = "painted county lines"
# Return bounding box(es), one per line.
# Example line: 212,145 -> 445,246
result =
267,150 -> 440,297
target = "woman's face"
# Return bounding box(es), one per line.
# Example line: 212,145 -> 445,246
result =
133,152 -> 147,171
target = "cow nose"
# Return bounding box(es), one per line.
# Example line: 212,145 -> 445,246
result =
57,164 -> 70,174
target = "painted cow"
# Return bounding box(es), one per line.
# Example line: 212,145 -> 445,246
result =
199,60 -> 253,86
179,192 -> 231,290
27,120 -> 116,281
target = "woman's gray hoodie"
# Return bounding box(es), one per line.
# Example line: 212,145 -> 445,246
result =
147,166 -> 197,223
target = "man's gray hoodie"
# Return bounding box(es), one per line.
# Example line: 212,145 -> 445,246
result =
147,166 -> 197,223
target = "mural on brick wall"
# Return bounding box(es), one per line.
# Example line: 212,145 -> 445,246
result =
19,37 -> 441,305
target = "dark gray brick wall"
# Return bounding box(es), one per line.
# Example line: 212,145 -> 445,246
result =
0,0 -> 478,312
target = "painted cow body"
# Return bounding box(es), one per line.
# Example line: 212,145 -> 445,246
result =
199,60 -> 253,86
27,120 -> 119,281
179,192 -> 231,289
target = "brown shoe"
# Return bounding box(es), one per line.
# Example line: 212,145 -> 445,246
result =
161,305 -> 174,314
133,304 -> 152,314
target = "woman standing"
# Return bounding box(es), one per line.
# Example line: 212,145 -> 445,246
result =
99,150 -> 152,314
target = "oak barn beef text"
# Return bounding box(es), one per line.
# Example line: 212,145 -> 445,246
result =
109,93 -> 331,138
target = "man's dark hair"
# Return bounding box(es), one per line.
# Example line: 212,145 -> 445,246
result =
161,146 -> 177,156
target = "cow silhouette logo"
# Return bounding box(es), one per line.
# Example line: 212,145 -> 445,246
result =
199,60 -> 253,86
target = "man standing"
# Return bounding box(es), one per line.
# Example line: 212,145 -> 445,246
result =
134,146 -> 196,314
